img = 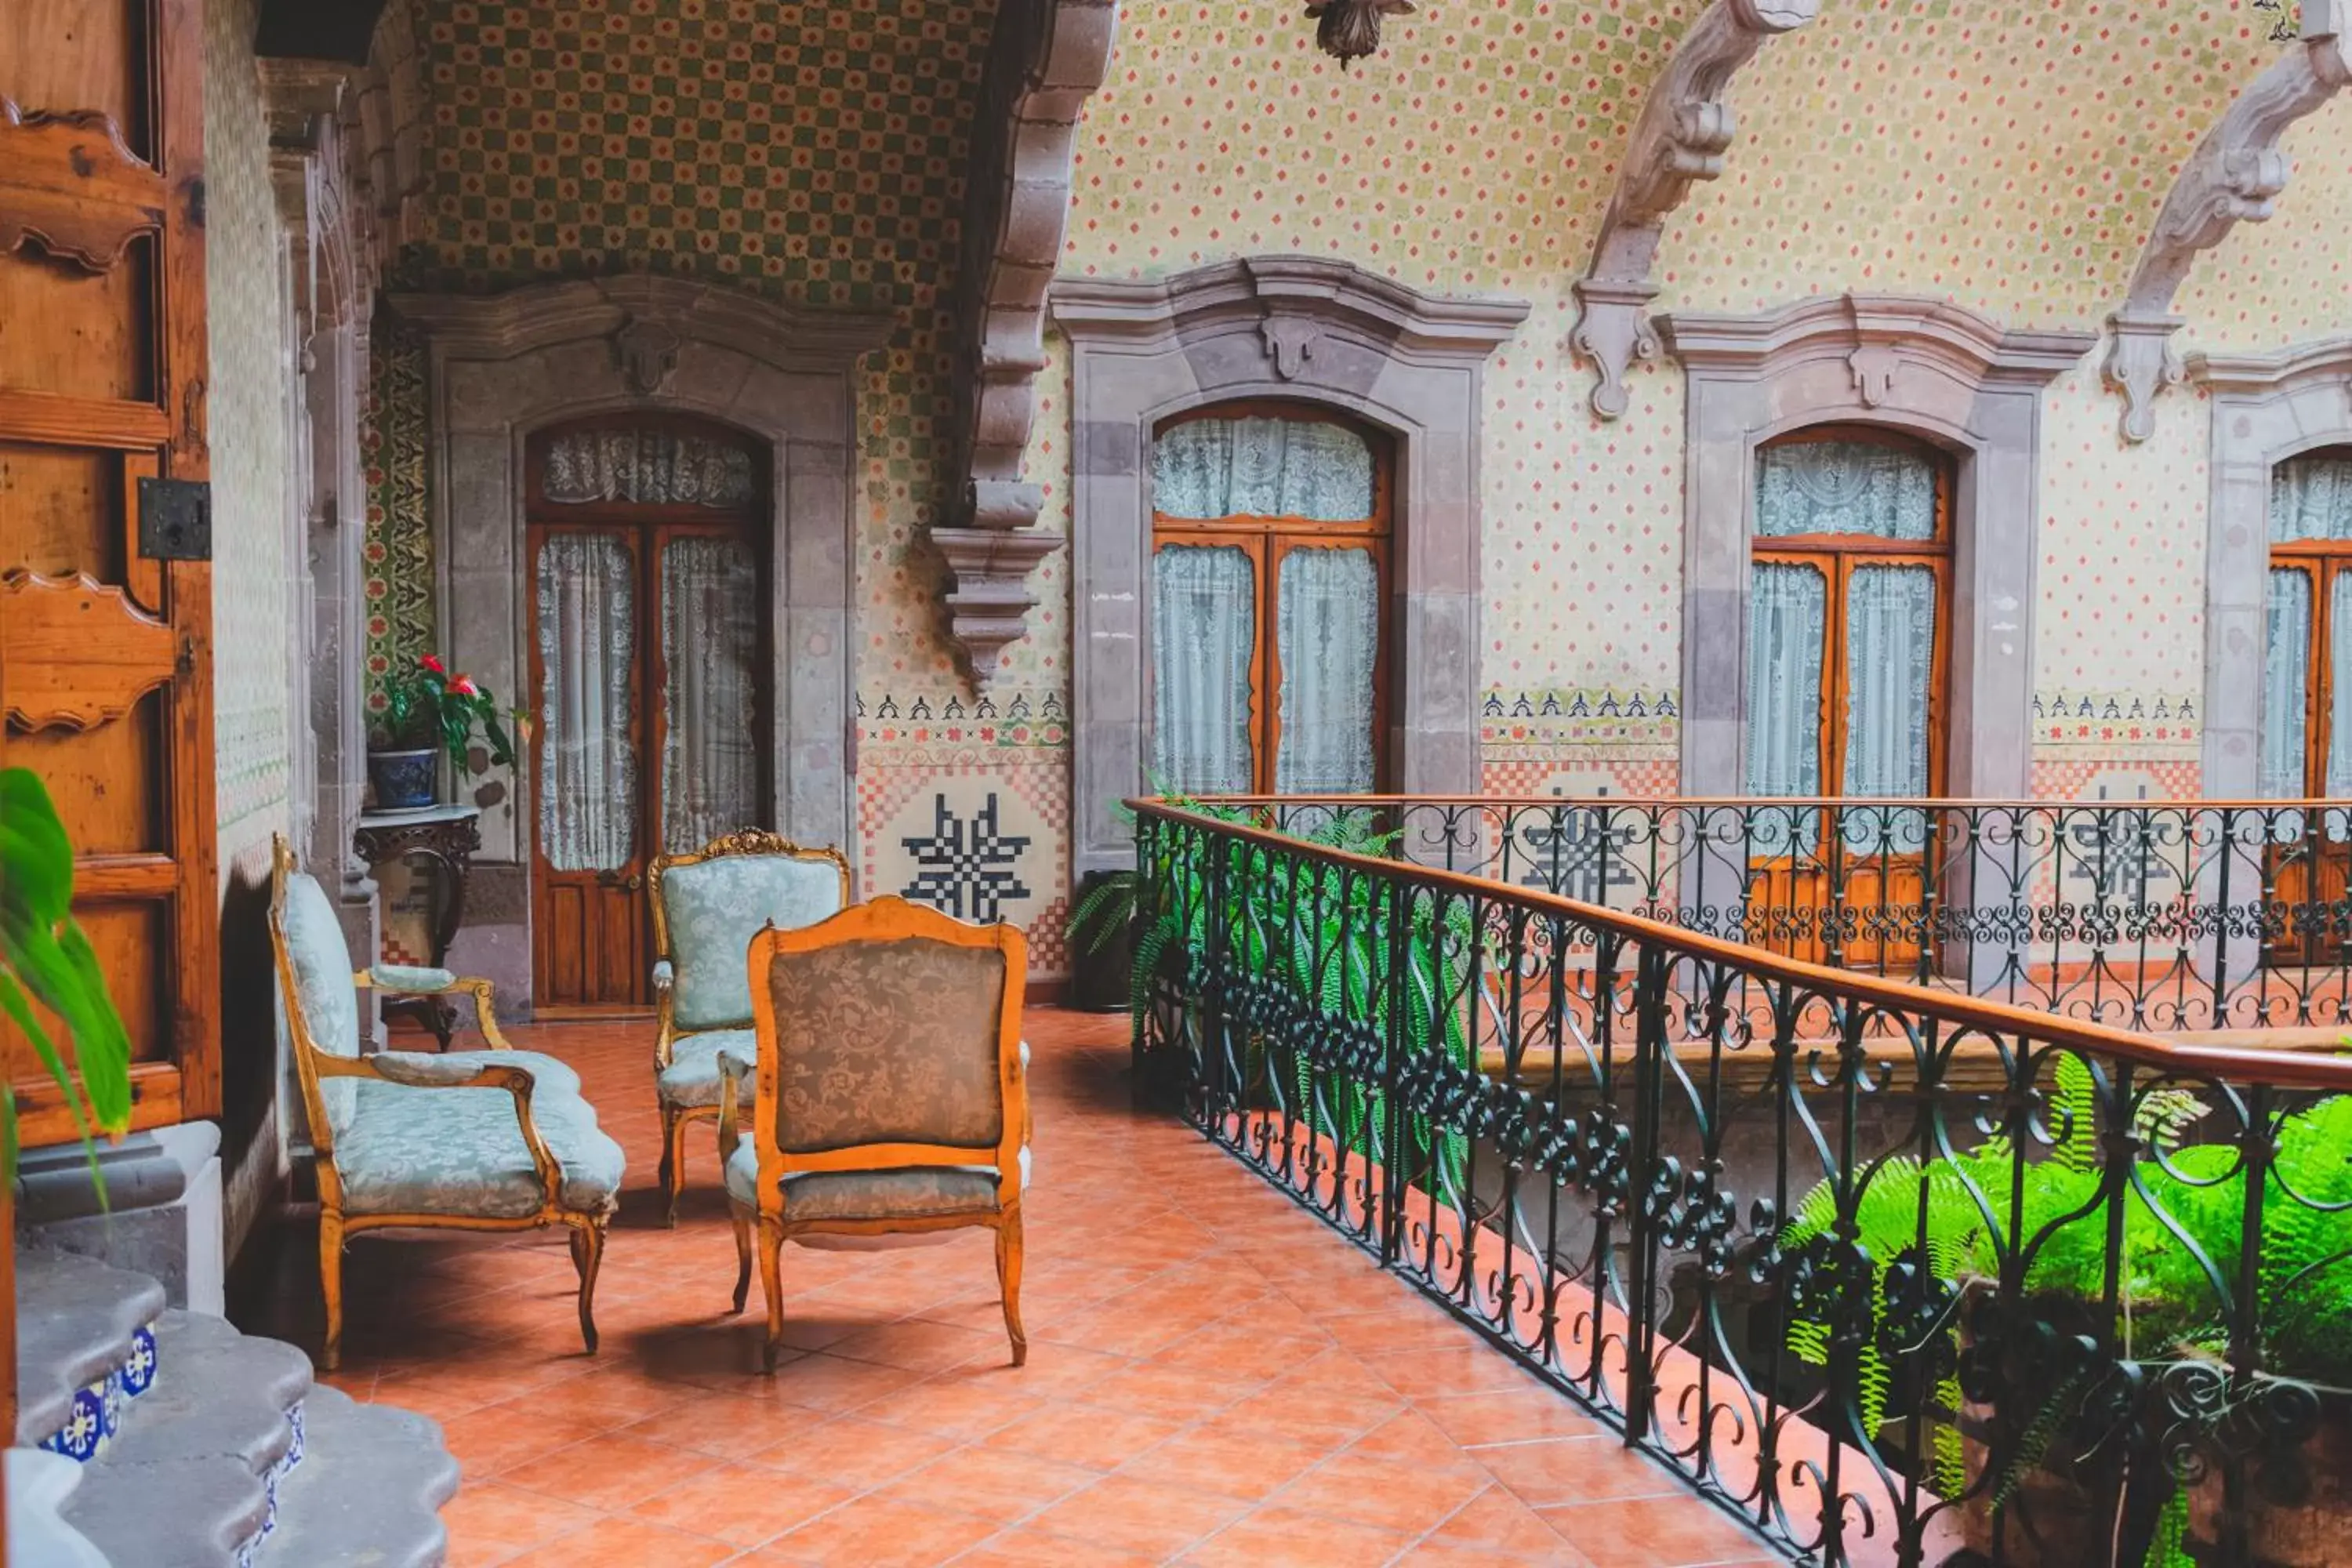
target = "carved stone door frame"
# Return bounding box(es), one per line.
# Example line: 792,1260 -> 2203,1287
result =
392,276 -> 891,1012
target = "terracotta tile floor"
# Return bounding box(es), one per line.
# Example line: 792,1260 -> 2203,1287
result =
241,1009 -> 1785,1568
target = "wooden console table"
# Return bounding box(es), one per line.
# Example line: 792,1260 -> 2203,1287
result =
353,804 -> 482,1048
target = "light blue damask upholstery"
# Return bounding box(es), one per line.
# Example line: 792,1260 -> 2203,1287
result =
660,855 -> 844,1031
434,1050 -> 583,1098
655,1029 -> 757,1111
280,872 -> 364,1135
336,1063 -> 626,1219
369,964 -> 459,994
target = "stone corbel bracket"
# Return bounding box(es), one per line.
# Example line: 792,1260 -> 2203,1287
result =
2106,2 -> 2347,442
1570,0 -> 1819,419
942,0 -> 1121,688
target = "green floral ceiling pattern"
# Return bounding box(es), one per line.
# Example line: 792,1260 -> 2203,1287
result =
363,0 -> 1000,702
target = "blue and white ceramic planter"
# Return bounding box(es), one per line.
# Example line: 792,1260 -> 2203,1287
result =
366,748 -> 438,811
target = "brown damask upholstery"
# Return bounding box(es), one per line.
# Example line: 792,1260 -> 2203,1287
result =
720,1148 -> 999,1221
764,936 -> 1007,1154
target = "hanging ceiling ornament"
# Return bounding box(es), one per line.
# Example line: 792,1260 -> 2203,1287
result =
1305,0 -> 1415,67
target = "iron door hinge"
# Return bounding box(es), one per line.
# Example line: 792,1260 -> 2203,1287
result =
137,477 -> 212,561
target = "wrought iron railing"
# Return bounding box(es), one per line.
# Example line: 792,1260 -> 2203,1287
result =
1131,797 -> 2352,1568
1214,796 -> 2352,1036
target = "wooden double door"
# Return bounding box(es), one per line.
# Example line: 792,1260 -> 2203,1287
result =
0,2 -> 220,1139
526,418 -> 768,1014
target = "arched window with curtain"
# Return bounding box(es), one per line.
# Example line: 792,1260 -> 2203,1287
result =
1147,404 -> 1391,796
2261,448 -> 2352,803
1746,428 -> 1952,809
1744,428 -> 1951,964
2259,448 -> 2352,964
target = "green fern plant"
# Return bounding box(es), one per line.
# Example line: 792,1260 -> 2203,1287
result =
1777,1053 -> 2192,1501
0,768 -> 135,1185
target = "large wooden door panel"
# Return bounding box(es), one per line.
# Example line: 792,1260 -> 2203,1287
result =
0,0 -> 218,1142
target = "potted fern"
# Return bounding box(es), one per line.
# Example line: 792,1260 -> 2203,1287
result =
367,653 -> 518,811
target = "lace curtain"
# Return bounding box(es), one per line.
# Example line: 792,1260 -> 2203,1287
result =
1755,440 -> 1936,540
536,532 -> 637,873
544,429 -> 756,509
1274,548 -> 1380,793
1843,565 -> 1936,850
2271,453 -> 2352,543
660,535 -> 760,852
1154,416 -> 1375,521
1151,545 -> 1256,793
2259,570 -> 2311,800
1746,562 -> 1826,800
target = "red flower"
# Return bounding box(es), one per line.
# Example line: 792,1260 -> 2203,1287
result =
419,654 -> 446,674
450,676 -> 481,698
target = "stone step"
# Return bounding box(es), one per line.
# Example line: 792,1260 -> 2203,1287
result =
256,1383 -> 459,1568
53,1309 -> 313,1568
98,1310 -> 311,1474
15,1247 -> 166,1453
58,1452 -> 268,1568
6,1448 -> 111,1568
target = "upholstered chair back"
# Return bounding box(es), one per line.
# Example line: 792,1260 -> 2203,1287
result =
761,935 -> 1008,1156
655,843 -> 848,1030
274,865 -> 362,1137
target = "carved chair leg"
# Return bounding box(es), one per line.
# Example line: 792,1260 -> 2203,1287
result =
658,1105 -> 684,1228
994,1208 -> 1026,1368
758,1222 -> 788,1374
728,1202 -> 753,1316
570,1216 -> 609,1355
318,1210 -> 347,1372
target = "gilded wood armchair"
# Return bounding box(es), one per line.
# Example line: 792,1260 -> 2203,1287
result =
648,829 -> 851,1224
719,897 -> 1031,1371
268,837 -> 625,1370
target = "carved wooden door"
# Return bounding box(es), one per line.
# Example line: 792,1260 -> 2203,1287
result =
0,2 -> 219,1139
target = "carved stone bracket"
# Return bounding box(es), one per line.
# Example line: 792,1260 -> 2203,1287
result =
2105,3 -> 2347,441
945,0 -> 1120,688
1570,0 -> 1818,419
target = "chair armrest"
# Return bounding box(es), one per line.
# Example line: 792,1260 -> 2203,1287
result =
717,1050 -> 755,1164
364,964 -> 460,995
316,1051 -> 565,1209
351,970 -> 517,1051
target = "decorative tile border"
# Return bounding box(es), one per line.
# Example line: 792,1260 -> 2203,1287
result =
856,688 -> 1069,756
38,1322 -> 157,1464
2032,689 -> 2201,754
1479,687 -> 1679,752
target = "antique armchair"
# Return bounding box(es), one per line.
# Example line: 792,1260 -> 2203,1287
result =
267,837 -> 624,1370
719,897 -> 1030,1371
648,829 -> 850,1224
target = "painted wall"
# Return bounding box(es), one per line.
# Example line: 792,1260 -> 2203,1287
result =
205,0 -> 303,1256
355,0 -> 2352,988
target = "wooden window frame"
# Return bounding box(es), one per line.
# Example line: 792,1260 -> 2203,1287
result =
2267,447 -> 2352,800
1751,425 -> 1955,802
1148,401 -> 1394,795
522,413 -> 772,1013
